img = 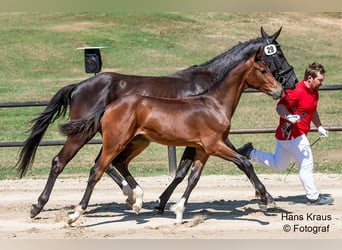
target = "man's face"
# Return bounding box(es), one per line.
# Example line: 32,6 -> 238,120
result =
309,72 -> 324,90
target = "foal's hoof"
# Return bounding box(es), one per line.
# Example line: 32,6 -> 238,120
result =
30,204 -> 41,218
170,201 -> 185,224
266,193 -> 277,209
258,202 -> 268,211
267,200 -> 277,209
67,206 -> 84,225
258,200 -> 277,211
132,203 -> 142,214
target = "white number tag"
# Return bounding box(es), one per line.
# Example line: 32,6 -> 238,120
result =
264,44 -> 277,56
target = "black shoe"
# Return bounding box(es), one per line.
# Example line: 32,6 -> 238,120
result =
307,194 -> 334,206
237,142 -> 254,159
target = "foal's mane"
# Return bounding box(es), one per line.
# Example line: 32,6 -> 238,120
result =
175,37 -> 265,96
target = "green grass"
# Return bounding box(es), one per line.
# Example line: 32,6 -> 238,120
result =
0,12 -> 341,180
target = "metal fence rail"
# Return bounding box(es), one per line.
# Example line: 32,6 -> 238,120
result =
1,84 -> 341,176
1,126 -> 342,148
1,84 -> 341,108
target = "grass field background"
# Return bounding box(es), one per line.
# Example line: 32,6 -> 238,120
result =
0,12 -> 341,180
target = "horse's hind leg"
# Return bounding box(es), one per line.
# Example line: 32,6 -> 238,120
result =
171,148 -> 209,224
105,164 -> 133,197
155,146 -> 196,214
30,135 -> 90,218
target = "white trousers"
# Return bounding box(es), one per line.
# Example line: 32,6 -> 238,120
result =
250,134 -> 320,200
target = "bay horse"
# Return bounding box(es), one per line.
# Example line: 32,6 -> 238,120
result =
63,46 -> 283,224
15,27 -> 297,219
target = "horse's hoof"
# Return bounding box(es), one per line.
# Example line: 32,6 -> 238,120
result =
67,217 -> 76,225
30,204 -> 41,218
266,192 -> 277,208
131,187 -> 143,214
67,213 -> 80,225
132,204 -> 142,214
258,202 -> 267,211
267,200 -> 277,209
171,199 -> 185,224
153,206 -> 164,215
67,206 -> 84,225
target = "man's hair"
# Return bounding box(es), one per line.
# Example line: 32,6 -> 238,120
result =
304,62 -> 326,80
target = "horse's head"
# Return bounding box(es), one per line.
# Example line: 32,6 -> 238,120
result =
246,47 -> 283,100
261,27 -> 298,90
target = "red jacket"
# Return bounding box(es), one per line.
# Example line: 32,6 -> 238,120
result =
275,80 -> 319,140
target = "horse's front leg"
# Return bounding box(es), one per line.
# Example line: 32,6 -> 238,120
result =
155,147 -> 196,214
224,138 -> 275,207
171,148 -> 209,224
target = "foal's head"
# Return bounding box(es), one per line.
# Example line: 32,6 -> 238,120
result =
246,47 -> 283,100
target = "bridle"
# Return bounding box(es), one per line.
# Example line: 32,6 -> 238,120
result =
263,40 -> 296,89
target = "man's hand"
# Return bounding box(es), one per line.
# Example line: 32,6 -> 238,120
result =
318,126 -> 329,138
285,114 -> 301,123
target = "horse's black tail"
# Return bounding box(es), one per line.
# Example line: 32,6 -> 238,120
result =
15,83 -> 78,178
59,106 -> 105,140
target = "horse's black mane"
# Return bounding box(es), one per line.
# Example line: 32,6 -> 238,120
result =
172,37 -> 266,97
174,37 -> 265,87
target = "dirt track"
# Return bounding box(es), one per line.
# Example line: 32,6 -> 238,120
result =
0,174 -> 341,239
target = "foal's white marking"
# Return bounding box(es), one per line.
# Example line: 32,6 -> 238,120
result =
171,197 -> 186,224
67,205 -> 84,225
132,186 -> 144,214
121,180 -> 134,204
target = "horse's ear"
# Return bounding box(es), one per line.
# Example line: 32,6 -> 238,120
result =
269,27 -> 282,42
261,26 -> 269,39
254,46 -> 264,62
261,26 -> 282,43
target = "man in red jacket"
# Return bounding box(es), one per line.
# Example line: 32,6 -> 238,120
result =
238,62 -> 333,205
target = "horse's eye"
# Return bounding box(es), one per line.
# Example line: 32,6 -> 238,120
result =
261,69 -> 267,74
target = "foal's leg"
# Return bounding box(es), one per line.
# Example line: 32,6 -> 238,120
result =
224,138 -> 275,207
155,139 -> 236,214
68,127 -> 136,224
155,140 -> 235,214
111,135 -> 150,213
30,135 -> 91,218
94,147 -> 133,199
212,140 -> 272,210
155,147 -> 196,214
171,148 -> 209,223
68,153 -> 115,224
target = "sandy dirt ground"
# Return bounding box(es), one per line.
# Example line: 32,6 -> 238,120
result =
0,174 -> 341,239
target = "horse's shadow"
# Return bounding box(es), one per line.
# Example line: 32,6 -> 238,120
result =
78,197 -> 291,228
274,193 -> 333,205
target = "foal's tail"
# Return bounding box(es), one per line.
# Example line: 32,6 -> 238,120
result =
59,106 -> 105,141
15,83 -> 78,178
